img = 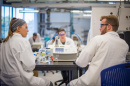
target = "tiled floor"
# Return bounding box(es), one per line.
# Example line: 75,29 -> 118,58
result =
38,71 -> 66,86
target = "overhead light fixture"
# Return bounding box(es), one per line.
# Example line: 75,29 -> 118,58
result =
19,10 -> 39,13
71,10 -> 92,13
83,11 -> 92,13
83,14 -> 91,16
71,10 -> 82,13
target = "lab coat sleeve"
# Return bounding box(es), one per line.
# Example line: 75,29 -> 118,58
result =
20,48 -> 36,72
15,40 -> 36,72
66,38 -> 77,47
76,37 -> 98,68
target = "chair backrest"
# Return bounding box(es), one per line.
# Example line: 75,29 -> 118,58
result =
101,62 -> 130,86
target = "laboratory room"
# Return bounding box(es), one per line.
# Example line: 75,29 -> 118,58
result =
0,0 -> 130,86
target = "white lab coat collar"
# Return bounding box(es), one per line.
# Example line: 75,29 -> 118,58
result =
13,32 -> 23,37
105,31 -> 119,37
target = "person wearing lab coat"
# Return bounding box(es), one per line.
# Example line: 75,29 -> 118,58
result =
68,15 -> 129,86
54,28 -> 76,85
54,28 -> 76,46
29,33 -> 41,46
0,18 -> 53,86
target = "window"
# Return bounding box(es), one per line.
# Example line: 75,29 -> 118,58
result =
16,8 -> 24,19
24,8 -> 36,39
1,6 -> 11,38
1,6 -> 37,39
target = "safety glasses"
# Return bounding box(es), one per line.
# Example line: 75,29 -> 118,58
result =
100,24 -> 108,28
59,34 -> 65,36
21,26 -> 28,29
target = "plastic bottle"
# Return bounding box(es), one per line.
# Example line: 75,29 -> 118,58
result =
38,48 -> 46,62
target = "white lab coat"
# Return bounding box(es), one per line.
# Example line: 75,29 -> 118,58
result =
54,37 -> 76,46
29,33 -> 41,46
69,31 -> 129,86
0,33 -> 50,86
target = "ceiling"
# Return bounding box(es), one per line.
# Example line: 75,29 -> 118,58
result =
3,0 -> 130,9
4,0 -> 130,4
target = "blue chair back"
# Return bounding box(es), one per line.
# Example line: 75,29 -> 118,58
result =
101,62 -> 130,86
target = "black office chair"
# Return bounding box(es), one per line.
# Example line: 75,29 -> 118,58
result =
55,71 -> 69,86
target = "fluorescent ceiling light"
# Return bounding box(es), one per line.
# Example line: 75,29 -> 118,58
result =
71,10 -> 82,13
83,11 -> 92,13
97,0 -> 124,1
19,10 -> 39,13
71,10 -> 92,13
83,14 -> 91,16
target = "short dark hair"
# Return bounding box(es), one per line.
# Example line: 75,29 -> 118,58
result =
33,33 -> 37,36
57,28 -> 65,34
100,15 -> 119,31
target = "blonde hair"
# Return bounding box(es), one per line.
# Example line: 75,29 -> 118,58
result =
3,18 -> 19,42
100,15 -> 119,31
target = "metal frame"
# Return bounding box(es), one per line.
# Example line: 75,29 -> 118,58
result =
12,3 -> 117,8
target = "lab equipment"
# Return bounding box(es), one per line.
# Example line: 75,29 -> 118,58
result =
35,47 -> 53,63
38,48 -> 46,62
48,45 -> 77,61
32,42 -> 44,49
55,36 -> 59,47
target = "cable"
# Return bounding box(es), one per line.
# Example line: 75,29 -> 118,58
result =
116,0 -> 121,21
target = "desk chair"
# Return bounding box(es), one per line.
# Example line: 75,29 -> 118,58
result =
55,71 -> 69,86
42,70 -> 54,76
101,62 -> 130,86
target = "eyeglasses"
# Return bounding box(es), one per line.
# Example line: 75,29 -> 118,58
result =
59,34 -> 65,36
21,26 -> 28,29
100,24 -> 108,28
100,24 -> 117,28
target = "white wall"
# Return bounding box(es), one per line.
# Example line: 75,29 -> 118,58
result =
73,18 -> 90,44
73,18 -> 90,35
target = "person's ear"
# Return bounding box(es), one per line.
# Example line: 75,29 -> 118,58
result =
107,24 -> 112,31
16,26 -> 21,32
